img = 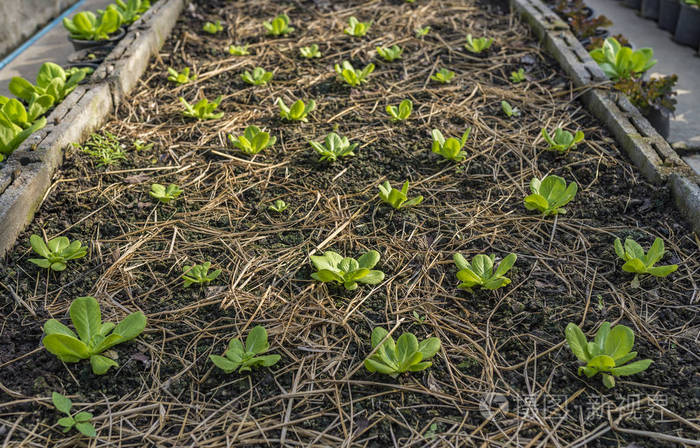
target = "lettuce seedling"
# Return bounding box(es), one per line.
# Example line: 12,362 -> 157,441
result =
300,44 -> 321,58
167,67 -> 195,85
364,327 -> 441,378
133,139 -> 153,151
541,127 -> 584,152
431,128 -> 470,162
386,99 -> 413,121
111,0 -> 150,25
376,45 -> 403,62
309,132 -> 358,162
263,14 -> 294,36
182,262 -> 221,287
0,115 -> 46,160
524,175 -> 578,216
378,181 -> 423,210
277,98 -> 315,122
310,250 -> 384,290
269,199 -> 288,213
149,183 -> 182,203
29,234 -> 87,271
42,296 -> 146,375
501,100 -> 520,117
63,9 -> 121,41
334,61 -> 374,87
415,26 -> 431,37
228,125 -> 276,155
614,237 -> 678,279
1,96 -> 51,128
180,96 -> 224,120
9,62 -> 86,105
344,17 -> 371,37
565,322 -> 652,388
203,20 -> 223,34
228,45 -> 250,56
589,37 -> 656,81
510,68 -> 526,83
210,325 -> 281,373
453,253 -> 517,292
241,67 -> 273,85
77,131 -> 126,166
464,34 -> 494,53
430,68 -> 455,84
52,392 -> 96,437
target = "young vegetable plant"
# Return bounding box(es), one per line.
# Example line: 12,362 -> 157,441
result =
1,96 -> 51,128
378,181 -> 423,210
614,237 -> 678,279
589,37 -> 656,81
310,250 -> 384,290
110,0 -> 150,25
344,17 -> 371,37
309,132 -> 358,162
180,96 -> 224,120
300,44 -> 321,58
386,99 -> 413,122
240,67 -> 273,86
63,9 -> 121,41
364,327 -> 441,378
277,98 -> 315,122
203,20 -> 223,34
228,45 -> 250,56
52,392 -> 96,437
524,175 -> 578,216
263,14 -> 294,36
167,67 -> 195,85
228,125 -> 276,155
269,199 -> 288,213
334,61 -> 374,87
376,45 -> 403,62
431,128 -> 470,162
42,296 -> 146,375
77,131 -> 126,166
0,111 -> 46,160
182,262 -> 221,288
415,26 -> 431,37
501,100 -> 520,117
430,68 -> 455,84
29,235 -> 87,271
464,34 -> 494,53
541,127 -> 585,152
510,68 -> 526,83
210,325 -> 281,374
132,139 -> 153,151
565,322 -> 652,388
149,183 -> 182,204
9,62 -> 86,105
453,253 -> 517,292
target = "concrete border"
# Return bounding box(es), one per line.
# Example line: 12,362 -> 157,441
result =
0,0 -> 185,256
510,0 -> 700,233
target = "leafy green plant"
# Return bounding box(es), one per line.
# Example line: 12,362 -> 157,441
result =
364,327 -> 440,377
453,253 -> 517,292
310,250 -> 384,290
0,117 -> 45,162
63,9 -> 121,41
76,131 -> 126,166
240,67 -> 273,86
565,322 -> 652,388
180,96 -> 224,120
613,237 -> 678,278
42,296 -> 146,374
541,127 -> 584,152
334,61 -> 374,87
167,67 -> 195,85
107,0 -> 150,25
182,262 -> 221,288
0,96 -> 51,128
430,68 -> 455,84
9,62 -> 86,105
376,45 -> 403,62
589,37 -> 656,81
203,20 -> 223,34
228,125 -> 276,155
344,17 -> 371,37
149,183 -> 182,204
300,44 -> 321,58
464,34 -> 494,53
29,235 -> 87,271
263,14 -> 294,36
309,132 -> 358,162
615,75 -> 678,117
227,45 -> 250,56
386,99 -> 413,121
210,325 -> 281,373
133,139 -> 153,151
415,26 -> 431,37
52,392 -> 96,437
510,68 -> 526,83
277,98 -> 315,122
378,181 -> 423,210
524,175 -> 578,216
431,128 -> 470,162
501,100 -> 520,117
269,199 -> 288,213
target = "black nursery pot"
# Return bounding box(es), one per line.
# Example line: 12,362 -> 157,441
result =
68,27 -> 125,51
642,0 -> 661,19
644,108 -> 670,138
658,0 -> 681,31
674,3 -> 700,48
624,0 -> 642,9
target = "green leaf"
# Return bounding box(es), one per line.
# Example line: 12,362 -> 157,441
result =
69,296 -> 102,345
613,238 -> 625,259
42,334 -> 90,360
30,234 -> 50,258
357,250 -> 380,269
210,354 -> 240,373
417,337 -> 441,360
74,411 -> 93,422
605,325 -> 634,360
75,422 -> 97,437
52,392 -> 72,414
647,264 -> 678,277
611,359 -> 652,376
588,354 -> 615,372
493,253 -> 516,277
358,270 -> 384,284
57,416 -> 75,428
602,373 -> 615,388
565,323 -> 590,362
111,311 -> 146,342
89,354 -> 118,375
44,319 -> 78,339
364,358 -> 396,375
245,325 -> 269,354
396,333 -> 419,367
645,238 -> 665,266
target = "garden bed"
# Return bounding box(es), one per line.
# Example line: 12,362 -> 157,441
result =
1,0 -> 698,446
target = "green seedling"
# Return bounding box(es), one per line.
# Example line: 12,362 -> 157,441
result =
63,9 -> 121,41
541,127 -> 584,152
524,175 -> 578,216
364,327 -> 441,378
42,296 -> 146,374
167,67 -> 195,85
240,67 -> 273,85
589,37 -> 656,81
376,45 -> 403,62
614,237 -> 678,279
0,108 -> 46,160
431,128 -> 470,162
309,132 -> 358,162
453,253 -> 517,292
109,0 -> 150,25
344,16 -> 371,37
310,250 -> 384,290
415,26 -> 431,37
182,262 -> 221,288
510,68 -> 526,83
277,98 -> 315,122
565,322 -> 652,388
412,310 -> 426,324
0,96 -> 51,128
203,20 -> 223,34
133,139 -> 153,151
430,68 -> 455,84
180,96 -> 224,120
210,325 -> 281,373
334,61 -> 374,87
269,199 -> 288,213
29,235 -> 87,271
263,14 -> 294,36
9,62 -> 86,105
501,100 -> 520,117
300,44 -> 321,58
77,131 -> 126,166
464,34 -> 494,53
378,180 -> 423,210
228,125 -> 276,155
52,392 -> 96,437
228,45 -> 250,56
149,183 -> 182,204
386,99 -> 413,121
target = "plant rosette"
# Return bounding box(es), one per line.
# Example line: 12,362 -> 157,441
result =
69,27 -> 125,51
